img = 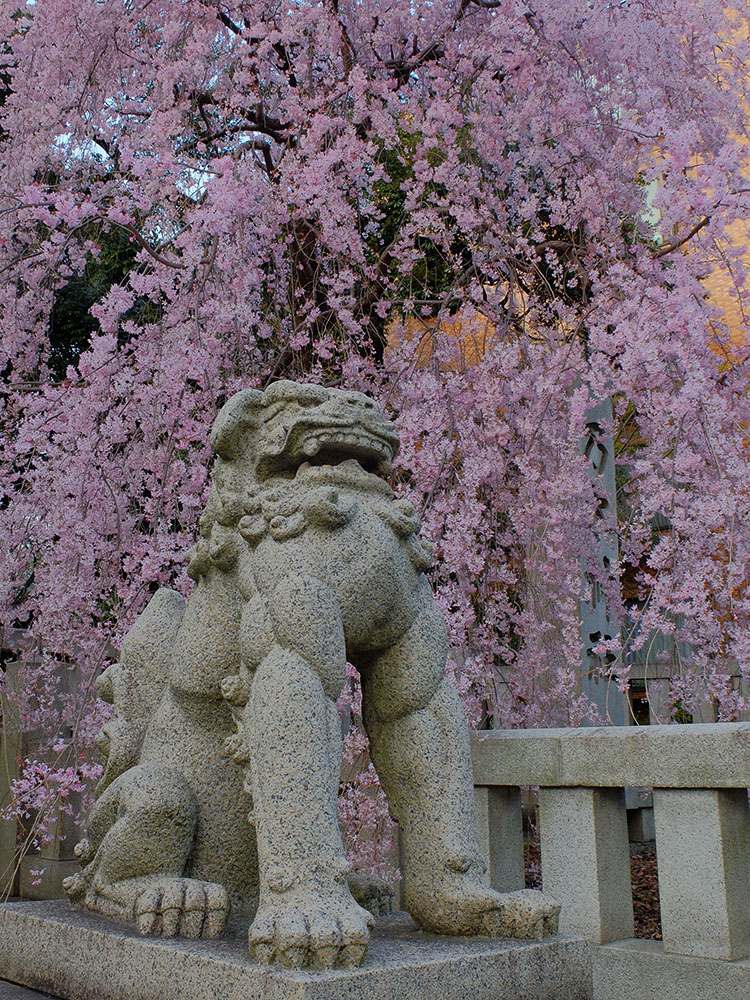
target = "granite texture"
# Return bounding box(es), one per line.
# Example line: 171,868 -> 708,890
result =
539,788 -> 634,944
0,901 -> 589,1000
474,786 -> 525,892
593,937 -> 750,1000
471,723 -> 750,788
652,788 -> 750,960
65,381 -> 559,968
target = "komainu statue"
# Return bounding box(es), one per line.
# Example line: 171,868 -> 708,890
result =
64,380 -> 559,968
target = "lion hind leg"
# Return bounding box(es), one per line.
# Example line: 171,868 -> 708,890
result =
361,600 -> 559,939
65,763 -> 229,938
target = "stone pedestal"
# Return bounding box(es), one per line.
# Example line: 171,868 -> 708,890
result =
0,901 -> 591,1000
593,938 -> 750,1000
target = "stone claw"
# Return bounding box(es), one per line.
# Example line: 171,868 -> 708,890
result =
62,872 -> 88,902
132,878 -> 228,938
73,838 -> 93,862
482,889 -> 561,940
248,885 -> 373,969
346,871 -> 395,917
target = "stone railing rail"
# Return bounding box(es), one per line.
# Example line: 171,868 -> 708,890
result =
470,723 -> 750,1000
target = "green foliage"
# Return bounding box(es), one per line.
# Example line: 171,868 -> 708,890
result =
47,226 -> 138,380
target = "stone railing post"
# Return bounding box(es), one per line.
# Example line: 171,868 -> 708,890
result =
652,787 -> 750,960
474,785 -> 525,892
539,787 -> 634,943
0,742 -> 19,897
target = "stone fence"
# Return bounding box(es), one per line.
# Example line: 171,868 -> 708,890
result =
471,722 -> 750,1000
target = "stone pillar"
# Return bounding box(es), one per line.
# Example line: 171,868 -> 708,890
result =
17,805 -> 82,900
579,398 -> 626,726
474,786 -> 525,892
539,786 -> 634,942
0,735 -> 19,897
624,786 -> 655,844
653,788 -> 750,960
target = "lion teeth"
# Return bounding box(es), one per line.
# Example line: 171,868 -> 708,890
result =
299,428 -> 391,466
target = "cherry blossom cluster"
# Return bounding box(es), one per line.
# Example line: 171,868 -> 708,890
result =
2,0 -> 749,872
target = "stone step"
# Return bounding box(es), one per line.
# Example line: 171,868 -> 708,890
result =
0,983 -> 55,1000
593,938 -> 750,1000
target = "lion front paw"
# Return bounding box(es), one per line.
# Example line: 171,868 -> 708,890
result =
248,884 -> 373,969
480,888 -> 560,940
133,877 -> 229,938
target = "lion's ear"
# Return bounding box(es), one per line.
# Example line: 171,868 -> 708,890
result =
210,389 -> 265,459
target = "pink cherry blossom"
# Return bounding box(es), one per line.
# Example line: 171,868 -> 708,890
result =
2,0 -> 750,874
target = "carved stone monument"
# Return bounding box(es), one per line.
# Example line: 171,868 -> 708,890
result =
61,380 -> 559,970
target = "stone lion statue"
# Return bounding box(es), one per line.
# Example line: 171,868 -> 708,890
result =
64,380 -> 559,968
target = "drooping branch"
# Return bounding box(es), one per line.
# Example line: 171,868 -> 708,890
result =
233,139 -> 275,176
101,219 -> 188,270
655,217 -> 710,258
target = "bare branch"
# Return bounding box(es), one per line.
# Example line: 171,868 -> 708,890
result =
104,220 -> 188,269
655,216 -> 710,257
233,139 -> 275,176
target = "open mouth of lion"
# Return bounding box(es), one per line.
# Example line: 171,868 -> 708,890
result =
292,426 -> 394,477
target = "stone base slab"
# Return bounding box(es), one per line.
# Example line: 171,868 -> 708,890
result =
593,938 -> 750,1000
0,901 -> 591,1000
